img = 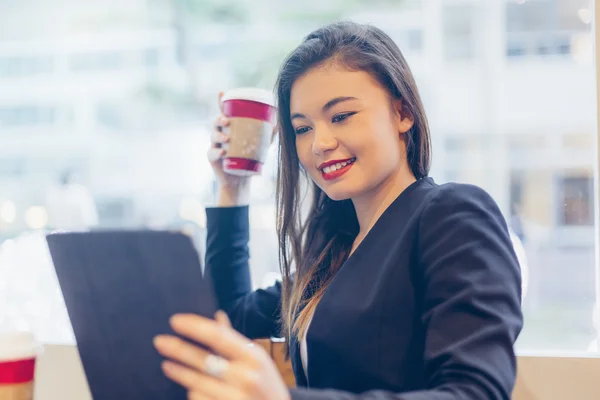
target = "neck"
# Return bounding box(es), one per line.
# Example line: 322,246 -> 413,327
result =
351,167 -> 417,247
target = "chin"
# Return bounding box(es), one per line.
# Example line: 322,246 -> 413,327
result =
311,172 -> 365,201
325,192 -> 351,202
321,183 -> 361,202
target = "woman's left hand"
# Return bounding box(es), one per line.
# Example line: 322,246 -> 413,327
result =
153,311 -> 291,400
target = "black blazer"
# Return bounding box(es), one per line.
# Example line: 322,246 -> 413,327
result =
205,177 -> 523,399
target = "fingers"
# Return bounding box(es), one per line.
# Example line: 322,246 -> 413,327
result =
188,392 -> 212,400
214,91 -> 230,155
211,115 -> 230,152
161,361 -> 243,400
214,312 -> 256,350
215,311 -> 232,328
210,125 -> 230,148
154,335 -> 246,385
212,115 -> 230,139
155,335 -> 212,374
207,147 -> 226,163
209,114 -> 230,164
218,91 -> 224,114
156,334 -> 266,398
169,314 -> 258,363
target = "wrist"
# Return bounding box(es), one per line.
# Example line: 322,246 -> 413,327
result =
216,181 -> 251,207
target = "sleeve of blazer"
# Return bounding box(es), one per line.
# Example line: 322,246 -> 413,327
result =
204,206 -> 282,339
288,183 -> 524,400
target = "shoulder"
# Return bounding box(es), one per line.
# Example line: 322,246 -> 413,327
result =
427,181 -> 497,208
415,181 -> 520,290
421,181 -> 500,217
404,178 -> 498,213
417,181 -> 508,237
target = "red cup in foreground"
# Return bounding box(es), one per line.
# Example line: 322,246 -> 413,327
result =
221,88 -> 276,176
0,333 -> 41,400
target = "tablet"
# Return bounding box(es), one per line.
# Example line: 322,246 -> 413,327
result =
46,230 -> 218,400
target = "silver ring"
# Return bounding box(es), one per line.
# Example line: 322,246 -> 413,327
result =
203,354 -> 229,379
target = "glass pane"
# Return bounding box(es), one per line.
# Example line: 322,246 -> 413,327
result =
0,0 -> 597,354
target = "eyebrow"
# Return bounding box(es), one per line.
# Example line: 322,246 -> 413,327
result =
290,96 -> 358,121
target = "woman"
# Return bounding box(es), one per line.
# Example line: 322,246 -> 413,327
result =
154,21 -> 523,399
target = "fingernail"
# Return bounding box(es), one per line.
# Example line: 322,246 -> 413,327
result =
170,314 -> 192,329
153,335 -> 168,349
215,310 -> 226,320
170,314 -> 183,326
162,361 -> 176,374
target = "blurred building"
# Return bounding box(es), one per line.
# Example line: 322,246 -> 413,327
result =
0,0 -> 596,348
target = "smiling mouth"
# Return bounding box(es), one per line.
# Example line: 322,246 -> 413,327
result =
320,158 -> 356,181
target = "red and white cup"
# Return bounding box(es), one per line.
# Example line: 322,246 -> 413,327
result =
221,88 -> 277,176
0,333 -> 41,400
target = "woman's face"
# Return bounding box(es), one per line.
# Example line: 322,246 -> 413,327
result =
290,63 -> 414,201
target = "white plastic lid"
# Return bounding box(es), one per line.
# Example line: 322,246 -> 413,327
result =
222,87 -> 275,107
0,332 -> 41,362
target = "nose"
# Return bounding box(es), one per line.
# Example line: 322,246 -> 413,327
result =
312,125 -> 338,156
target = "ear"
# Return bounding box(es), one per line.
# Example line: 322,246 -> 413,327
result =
392,99 -> 415,134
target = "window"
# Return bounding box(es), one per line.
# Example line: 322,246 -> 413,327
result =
96,103 -> 124,130
69,51 -> 124,72
557,175 -> 594,227
0,0 -> 597,356
143,48 -> 160,67
0,55 -> 54,77
0,158 -> 25,178
506,0 -> 593,59
406,29 -> 423,52
0,106 -> 56,127
442,4 -> 476,61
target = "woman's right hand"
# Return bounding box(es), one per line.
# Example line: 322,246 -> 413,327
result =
208,91 -> 251,206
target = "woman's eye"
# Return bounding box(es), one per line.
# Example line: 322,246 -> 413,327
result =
332,112 -> 356,123
294,126 -> 311,135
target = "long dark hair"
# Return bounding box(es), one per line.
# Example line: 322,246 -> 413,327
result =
275,21 -> 431,340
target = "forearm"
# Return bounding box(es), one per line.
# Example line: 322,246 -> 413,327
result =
204,205 -> 282,339
205,205 -> 252,313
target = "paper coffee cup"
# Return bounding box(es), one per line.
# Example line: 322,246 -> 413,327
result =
221,88 -> 276,176
0,332 -> 41,400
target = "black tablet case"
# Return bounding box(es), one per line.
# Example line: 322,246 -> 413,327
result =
46,230 -> 217,400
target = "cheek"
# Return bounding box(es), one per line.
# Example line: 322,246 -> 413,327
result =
370,141 -> 403,170
295,137 -> 313,172
368,118 -> 403,156
356,129 -> 403,172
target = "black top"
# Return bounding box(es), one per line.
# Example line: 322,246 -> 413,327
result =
205,177 -> 523,400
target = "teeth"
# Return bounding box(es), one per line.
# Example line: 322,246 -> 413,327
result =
322,158 -> 355,174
